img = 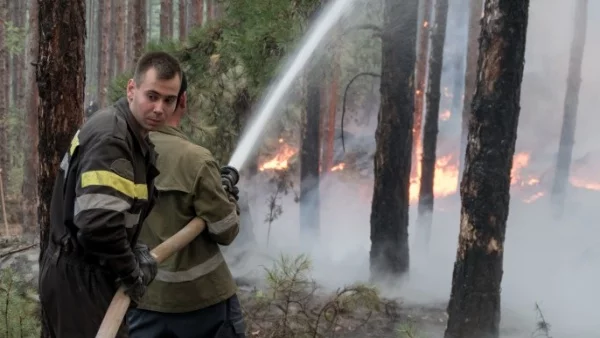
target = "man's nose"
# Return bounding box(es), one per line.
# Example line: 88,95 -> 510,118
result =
153,101 -> 166,115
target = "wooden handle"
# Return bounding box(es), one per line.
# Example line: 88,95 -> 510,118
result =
95,217 -> 207,338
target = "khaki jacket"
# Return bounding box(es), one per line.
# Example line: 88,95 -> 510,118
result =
137,125 -> 240,313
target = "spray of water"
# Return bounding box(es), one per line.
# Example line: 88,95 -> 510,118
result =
228,0 -> 356,169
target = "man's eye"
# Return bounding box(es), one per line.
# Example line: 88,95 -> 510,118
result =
147,94 -> 157,101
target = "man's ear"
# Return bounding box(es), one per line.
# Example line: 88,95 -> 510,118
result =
178,91 -> 187,110
126,79 -> 136,102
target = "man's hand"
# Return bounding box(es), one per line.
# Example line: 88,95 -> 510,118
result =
221,175 -> 240,201
133,243 -> 157,286
120,269 -> 147,307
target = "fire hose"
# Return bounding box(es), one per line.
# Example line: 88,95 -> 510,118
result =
95,166 -> 240,338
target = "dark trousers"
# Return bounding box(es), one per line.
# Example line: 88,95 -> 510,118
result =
127,295 -> 246,338
39,243 -> 128,338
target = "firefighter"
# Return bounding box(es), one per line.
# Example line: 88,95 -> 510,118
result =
38,51 -> 184,338
127,73 -> 247,337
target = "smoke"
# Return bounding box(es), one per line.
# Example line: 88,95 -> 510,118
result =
225,0 -> 600,337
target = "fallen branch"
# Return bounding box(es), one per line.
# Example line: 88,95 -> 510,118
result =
0,243 -> 39,259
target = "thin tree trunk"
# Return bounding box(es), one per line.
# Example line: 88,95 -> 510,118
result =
416,0 -> 449,249
132,0 -> 147,66
322,49 -> 339,173
300,67 -> 321,238
194,0 -> 203,27
370,0 -> 418,279
0,0 -> 8,192
21,0 -> 39,235
160,0 -> 173,40
444,1 -> 530,337
458,0 -> 484,184
95,0 -> 104,103
550,0 -> 588,215
98,0 -> 110,106
179,0 -> 186,40
116,0 -> 125,73
412,0 -> 433,179
37,0 -> 85,335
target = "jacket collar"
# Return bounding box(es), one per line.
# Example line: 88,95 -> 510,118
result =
114,97 -> 153,157
153,124 -> 191,142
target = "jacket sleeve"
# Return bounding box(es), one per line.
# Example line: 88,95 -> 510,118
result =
74,135 -> 141,280
193,159 -> 240,245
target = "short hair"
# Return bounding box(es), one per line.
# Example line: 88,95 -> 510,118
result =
133,51 -> 183,86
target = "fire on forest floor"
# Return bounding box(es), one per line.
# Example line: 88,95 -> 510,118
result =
257,137 -> 600,208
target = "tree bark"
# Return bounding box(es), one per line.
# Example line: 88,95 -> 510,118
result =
458,0 -> 484,184
115,0 -> 125,73
0,0 -> 8,192
132,0 -> 146,67
416,0 -> 449,248
550,0 -> 588,215
21,0 -> 39,235
370,0 -> 418,280
160,0 -> 173,40
444,1 -> 530,337
98,0 -> 110,106
179,0 -> 187,40
322,49 -> 339,173
412,0 -> 433,178
300,67 -> 321,238
37,0 -> 86,258
194,0 -> 203,27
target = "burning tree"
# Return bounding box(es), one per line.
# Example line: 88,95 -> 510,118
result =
416,0 -> 449,248
444,1 -> 530,338
370,0 -> 418,279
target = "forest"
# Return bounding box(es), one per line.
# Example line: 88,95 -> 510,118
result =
0,0 -> 598,337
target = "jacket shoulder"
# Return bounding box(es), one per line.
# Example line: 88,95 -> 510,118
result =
80,106 -> 129,143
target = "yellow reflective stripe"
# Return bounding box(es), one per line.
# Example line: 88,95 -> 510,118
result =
81,170 -> 148,199
70,130 -> 80,155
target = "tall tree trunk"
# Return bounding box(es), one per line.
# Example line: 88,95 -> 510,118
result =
115,0 -> 125,73
98,0 -> 110,106
179,0 -> 186,40
322,48 -> 339,173
194,0 -> 203,27
0,0 -> 8,193
109,0 -> 116,80
416,0 -> 449,249
370,0 -> 418,279
458,0 -> 484,185
37,0 -> 85,336
206,0 -> 213,21
444,1 -> 530,337
412,0 -> 433,180
550,0 -> 588,215
300,67 -> 321,238
95,0 -> 104,103
132,0 -> 147,66
21,0 -> 39,235
160,0 -> 173,40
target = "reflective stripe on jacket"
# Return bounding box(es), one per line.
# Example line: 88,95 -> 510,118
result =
48,97 -> 160,279
137,125 -> 240,313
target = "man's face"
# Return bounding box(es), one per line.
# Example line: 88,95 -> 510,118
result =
127,67 -> 181,132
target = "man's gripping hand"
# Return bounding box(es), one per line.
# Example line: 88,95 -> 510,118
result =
122,243 -> 157,307
133,243 -> 157,286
